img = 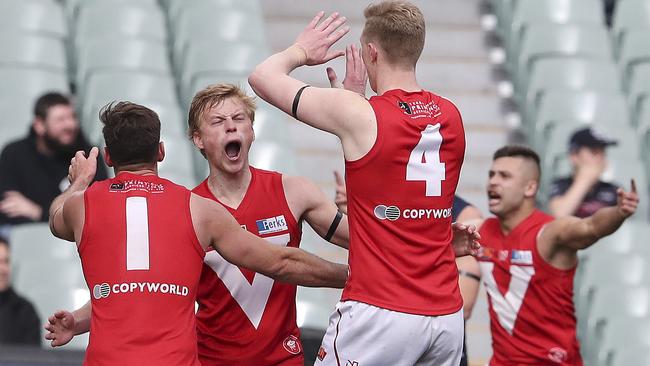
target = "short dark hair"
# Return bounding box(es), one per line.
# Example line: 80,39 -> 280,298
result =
493,145 -> 541,176
34,92 -> 71,120
100,102 -> 161,166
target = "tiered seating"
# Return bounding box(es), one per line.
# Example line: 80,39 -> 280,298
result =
10,223 -> 90,349
68,0 -> 194,187
0,0 -> 69,149
161,0 -> 295,182
492,0 -> 650,363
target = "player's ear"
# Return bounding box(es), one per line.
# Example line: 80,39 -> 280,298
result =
524,180 -> 538,198
32,117 -> 46,136
157,142 -> 165,162
192,131 -> 204,150
103,147 -> 114,167
367,42 -> 379,63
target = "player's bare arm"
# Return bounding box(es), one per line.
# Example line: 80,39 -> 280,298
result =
283,175 -> 349,249
44,301 -> 91,347
191,193 -> 348,288
248,11 -> 376,161
538,179 -> 639,268
49,147 -> 99,242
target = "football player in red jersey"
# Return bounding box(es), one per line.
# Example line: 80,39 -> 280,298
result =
44,86 -> 479,365
470,145 -> 638,365
249,1 -> 472,364
46,102 -> 349,366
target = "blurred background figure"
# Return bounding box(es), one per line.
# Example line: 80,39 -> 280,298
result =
0,92 -> 107,236
0,236 -> 41,346
548,127 -> 619,218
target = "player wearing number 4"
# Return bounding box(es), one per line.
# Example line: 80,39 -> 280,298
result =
46,102 -> 350,366
472,146 -> 639,365
249,1 -> 470,365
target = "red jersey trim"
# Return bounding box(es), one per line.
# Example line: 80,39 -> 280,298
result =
275,172 -> 301,234
185,189 -> 208,260
341,295 -> 463,317
344,100 -> 384,170
78,186 -> 94,255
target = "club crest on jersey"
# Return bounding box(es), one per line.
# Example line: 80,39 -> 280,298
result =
511,250 -> 533,265
398,101 -> 412,114
317,346 -> 327,361
256,215 -> 288,235
548,347 -> 568,363
478,247 -> 495,260
283,335 -> 302,355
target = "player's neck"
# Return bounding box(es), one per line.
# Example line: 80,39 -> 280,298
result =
375,66 -> 420,95
207,165 -> 252,209
499,201 -> 536,235
114,164 -> 158,177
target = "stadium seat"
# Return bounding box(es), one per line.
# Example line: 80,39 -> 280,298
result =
180,41 -> 267,102
158,136 -> 196,188
507,0 -> 604,52
167,0 -> 262,31
628,63 -> 650,122
173,9 -> 266,68
80,71 -> 177,118
63,0 -> 158,21
14,259 -> 86,295
610,345 -> 650,366
617,31 -> 650,86
0,0 -> 66,38
589,317 -> 650,366
0,67 -> 69,102
249,141 -> 298,176
74,1 -> 167,49
524,58 -> 622,118
612,0 -> 650,46
253,106 -> 292,145
0,98 -> 37,149
9,223 -> 79,266
0,33 -> 67,71
515,25 -> 613,91
580,286 -> 650,357
75,38 -> 171,87
532,91 -> 630,134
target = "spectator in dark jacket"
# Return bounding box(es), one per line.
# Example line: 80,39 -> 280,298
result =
0,236 -> 41,345
0,92 -> 107,234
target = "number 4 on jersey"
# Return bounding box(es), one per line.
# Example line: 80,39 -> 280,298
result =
406,124 -> 445,196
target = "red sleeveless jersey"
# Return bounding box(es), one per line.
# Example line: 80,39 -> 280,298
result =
79,172 -> 204,366
478,210 -> 583,365
342,89 -> 465,315
192,167 -> 304,365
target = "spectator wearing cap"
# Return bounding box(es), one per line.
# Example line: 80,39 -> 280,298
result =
548,127 -> 619,218
0,92 -> 107,235
0,236 -> 41,345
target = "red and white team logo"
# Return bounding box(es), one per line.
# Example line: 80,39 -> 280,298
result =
317,346 -> 327,361
548,347 -> 568,363
283,335 -> 302,355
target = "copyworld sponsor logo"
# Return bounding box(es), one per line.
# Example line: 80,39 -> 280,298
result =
92,282 -> 190,300
374,205 -> 452,221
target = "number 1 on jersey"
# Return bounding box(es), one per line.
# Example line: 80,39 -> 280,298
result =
406,124 -> 445,196
126,197 -> 150,270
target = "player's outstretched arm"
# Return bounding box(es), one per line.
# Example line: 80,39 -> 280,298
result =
49,147 -> 99,242
248,12 -> 375,161
191,194 -> 348,288
540,179 -> 639,252
44,301 -> 91,347
283,175 -> 349,249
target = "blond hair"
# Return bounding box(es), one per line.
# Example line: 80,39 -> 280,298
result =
187,83 -> 256,140
362,1 -> 425,68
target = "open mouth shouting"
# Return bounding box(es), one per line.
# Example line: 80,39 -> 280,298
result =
488,190 -> 501,206
225,140 -> 242,161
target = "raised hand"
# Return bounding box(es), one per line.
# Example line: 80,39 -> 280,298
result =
451,222 -> 481,257
333,171 -> 348,214
68,147 -> 99,188
326,44 -> 368,96
617,179 -> 639,218
294,11 -> 350,66
44,310 -> 76,347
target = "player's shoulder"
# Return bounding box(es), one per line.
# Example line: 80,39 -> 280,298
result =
281,174 -> 320,198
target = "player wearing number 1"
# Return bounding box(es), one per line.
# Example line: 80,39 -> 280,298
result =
476,146 -> 639,365
47,102 -> 349,366
249,1 -> 468,364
